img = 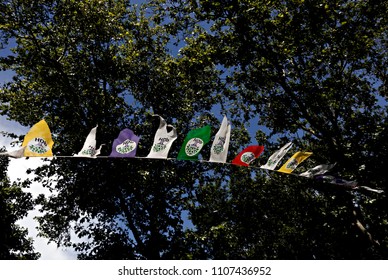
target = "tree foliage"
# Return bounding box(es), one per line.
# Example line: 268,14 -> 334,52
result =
0,148 -> 40,259
1,0 -> 387,259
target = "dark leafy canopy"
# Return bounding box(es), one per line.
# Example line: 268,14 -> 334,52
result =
1,0 -> 388,259
0,0 -> 233,259
0,148 -> 40,259
160,0 -> 388,174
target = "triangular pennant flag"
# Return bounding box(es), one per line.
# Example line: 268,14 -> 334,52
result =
232,145 -> 264,167
209,115 -> 231,163
22,119 -> 54,157
0,147 -> 26,158
74,125 -> 103,158
329,177 -> 357,187
299,163 -> 336,178
315,174 -> 358,188
261,142 -> 293,170
177,125 -> 211,160
278,151 -> 312,173
110,129 -> 139,157
147,115 -> 177,159
358,185 -> 384,194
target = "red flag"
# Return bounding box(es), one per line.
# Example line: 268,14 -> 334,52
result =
232,145 -> 264,167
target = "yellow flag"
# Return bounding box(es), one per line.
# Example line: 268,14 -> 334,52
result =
22,120 -> 54,157
278,151 -> 312,173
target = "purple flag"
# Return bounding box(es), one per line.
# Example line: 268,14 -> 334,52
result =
109,129 -> 139,157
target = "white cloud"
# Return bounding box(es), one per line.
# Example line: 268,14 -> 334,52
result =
9,157 -> 78,260
18,208 -> 78,260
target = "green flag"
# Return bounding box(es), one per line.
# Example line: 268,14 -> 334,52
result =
177,125 -> 211,160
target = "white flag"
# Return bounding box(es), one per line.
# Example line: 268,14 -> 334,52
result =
329,177 -> 357,187
299,163 -> 336,178
261,142 -> 293,170
358,186 -> 384,194
147,115 -> 177,159
0,147 -> 26,158
209,115 -> 231,163
74,125 -> 103,158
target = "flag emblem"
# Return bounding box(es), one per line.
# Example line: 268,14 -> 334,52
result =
241,152 -> 255,164
81,145 -> 97,156
152,137 -> 170,153
286,158 -> 299,170
27,137 -> 50,154
185,138 -> 204,156
116,139 -> 137,154
212,136 -> 226,155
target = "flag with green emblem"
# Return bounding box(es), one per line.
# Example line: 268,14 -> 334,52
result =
177,125 -> 211,160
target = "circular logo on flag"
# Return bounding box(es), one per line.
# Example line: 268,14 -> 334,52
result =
241,152 -> 256,164
116,139 -> 136,154
152,137 -> 170,153
212,144 -> 224,155
81,145 -> 97,156
185,138 -> 204,156
286,158 -> 299,170
267,159 -> 276,166
212,136 -> 226,155
153,143 -> 166,153
27,137 -> 49,154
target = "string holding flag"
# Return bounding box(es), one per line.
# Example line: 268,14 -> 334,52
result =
0,117 -> 383,194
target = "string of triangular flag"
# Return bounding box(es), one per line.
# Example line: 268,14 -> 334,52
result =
0,116 -> 383,194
